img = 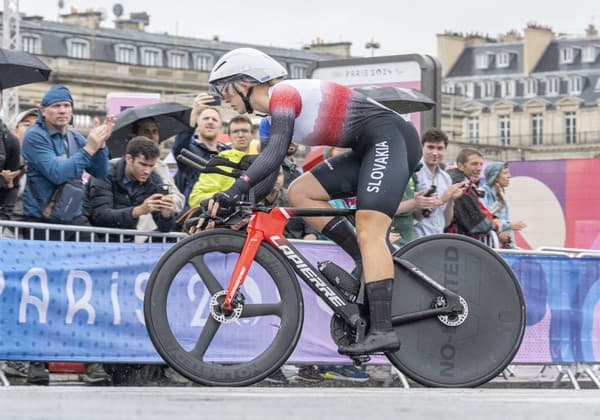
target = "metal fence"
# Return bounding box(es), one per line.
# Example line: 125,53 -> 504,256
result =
0,219 -> 187,243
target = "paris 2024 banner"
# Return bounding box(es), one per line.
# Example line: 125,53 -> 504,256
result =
505,158 -> 600,250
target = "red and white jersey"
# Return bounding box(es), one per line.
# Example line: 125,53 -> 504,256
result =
267,79 -> 392,148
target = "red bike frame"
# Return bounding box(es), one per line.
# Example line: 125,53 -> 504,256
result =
220,207 -> 364,328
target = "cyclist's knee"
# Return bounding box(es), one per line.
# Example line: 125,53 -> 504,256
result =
288,174 -> 328,205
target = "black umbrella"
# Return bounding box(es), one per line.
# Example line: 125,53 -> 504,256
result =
106,102 -> 192,158
353,86 -> 436,114
0,48 -> 52,90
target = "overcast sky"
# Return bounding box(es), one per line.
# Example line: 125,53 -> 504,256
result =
22,0 -> 600,57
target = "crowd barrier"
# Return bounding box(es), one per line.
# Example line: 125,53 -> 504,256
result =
1,220 -> 600,388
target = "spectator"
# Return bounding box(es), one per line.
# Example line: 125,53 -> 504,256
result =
411,128 -> 464,239
9,108 -> 38,221
128,117 -> 185,238
0,117 -> 23,220
258,117 -> 301,188
446,148 -> 497,237
173,95 -> 229,203
389,177 -> 417,248
88,137 -> 176,239
20,84 -> 114,384
21,84 -> 114,242
187,115 -> 253,208
260,166 -> 318,240
482,161 -> 527,248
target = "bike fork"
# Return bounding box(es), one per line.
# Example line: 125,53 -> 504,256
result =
222,227 -> 264,312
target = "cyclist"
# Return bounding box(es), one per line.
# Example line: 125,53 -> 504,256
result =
207,48 -> 421,355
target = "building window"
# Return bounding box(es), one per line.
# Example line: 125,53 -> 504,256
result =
463,83 -> 474,99
547,77 -> 560,96
531,113 -> 543,145
475,53 -> 490,69
21,34 -> 41,54
467,116 -> 479,144
525,78 -> 538,97
290,64 -> 308,79
193,53 -> 213,71
443,83 -> 455,94
481,81 -> 495,98
66,38 -> 90,59
499,115 -> 511,146
500,80 -> 515,97
496,52 -> 510,68
595,78 -> 600,92
560,47 -> 574,64
168,51 -> 187,69
140,47 -> 162,67
582,46 -> 597,63
568,75 -> 583,95
565,112 -> 576,144
115,44 -> 137,64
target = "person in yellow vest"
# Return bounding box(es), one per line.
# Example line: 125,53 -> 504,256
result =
188,115 -> 253,207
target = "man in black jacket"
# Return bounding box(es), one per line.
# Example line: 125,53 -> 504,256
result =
446,148 -> 495,236
0,118 -> 23,220
88,137 -> 176,240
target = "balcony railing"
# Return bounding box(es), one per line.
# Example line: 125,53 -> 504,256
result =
463,131 -> 600,147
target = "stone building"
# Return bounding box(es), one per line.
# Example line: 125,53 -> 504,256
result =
437,24 -> 600,161
1,9 -> 346,132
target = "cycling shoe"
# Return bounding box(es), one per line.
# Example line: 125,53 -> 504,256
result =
338,330 -> 400,356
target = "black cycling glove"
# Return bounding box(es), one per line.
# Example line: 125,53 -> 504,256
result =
212,177 -> 250,209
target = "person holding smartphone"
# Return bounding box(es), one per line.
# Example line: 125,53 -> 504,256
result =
88,137 -> 176,242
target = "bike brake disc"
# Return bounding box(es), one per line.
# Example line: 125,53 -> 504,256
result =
210,290 -> 244,323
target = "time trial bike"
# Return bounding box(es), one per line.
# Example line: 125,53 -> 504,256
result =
144,202 -> 525,387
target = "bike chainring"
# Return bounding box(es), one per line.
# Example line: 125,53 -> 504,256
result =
433,295 -> 469,327
330,314 -> 356,347
210,290 -> 244,323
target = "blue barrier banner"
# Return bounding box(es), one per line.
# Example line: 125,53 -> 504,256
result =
1,239 -> 600,363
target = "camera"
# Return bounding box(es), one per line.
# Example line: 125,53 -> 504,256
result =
158,184 -> 170,195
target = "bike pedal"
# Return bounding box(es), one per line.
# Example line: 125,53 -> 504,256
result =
351,355 -> 371,367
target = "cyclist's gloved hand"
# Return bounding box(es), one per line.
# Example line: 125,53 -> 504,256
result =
211,177 -> 250,209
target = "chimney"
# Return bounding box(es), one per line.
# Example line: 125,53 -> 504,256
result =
523,23 -> 554,76
60,8 -> 103,30
436,31 -> 466,78
304,40 -> 351,58
586,23 -> 598,38
115,12 -> 150,31
465,32 -> 495,45
499,29 -> 522,43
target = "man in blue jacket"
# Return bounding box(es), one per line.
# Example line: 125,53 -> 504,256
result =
21,84 -> 114,241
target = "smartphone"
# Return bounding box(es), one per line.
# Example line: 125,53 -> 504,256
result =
157,184 -> 170,195
206,95 -> 221,106
16,164 -> 25,171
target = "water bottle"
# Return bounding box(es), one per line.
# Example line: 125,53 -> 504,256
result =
317,260 -> 360,302
422,184 -> 437,217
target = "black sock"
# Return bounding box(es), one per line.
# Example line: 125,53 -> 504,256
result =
366,278 -> 394,332
321,216 -> 362,264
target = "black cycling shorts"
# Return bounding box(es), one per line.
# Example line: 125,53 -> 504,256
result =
311,114 -> 421,218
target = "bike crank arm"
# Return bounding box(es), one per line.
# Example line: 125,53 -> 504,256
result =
391,307 -> 456,326
393,257 -> 463,312
222,228 -> 264,312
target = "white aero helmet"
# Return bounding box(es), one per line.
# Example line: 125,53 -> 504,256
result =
209,48 -> 288,86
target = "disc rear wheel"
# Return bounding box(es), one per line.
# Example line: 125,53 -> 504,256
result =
386,234 -> 525,387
